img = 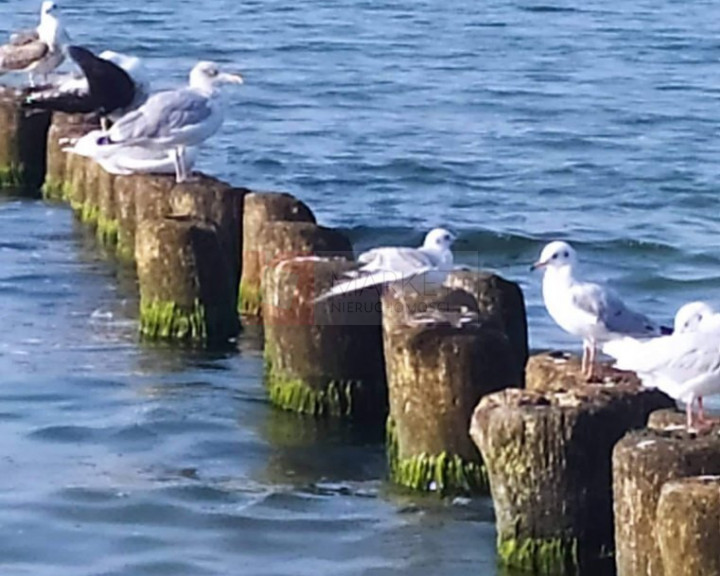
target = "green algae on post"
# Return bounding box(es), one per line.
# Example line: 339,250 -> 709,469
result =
239,280 -> 262,316
386,417 -> 487,495
470,386 -> 673,575
240,192 -> 316,316
96,214 -> 119,247
140,299 -> 207,341
262,255 -> 387,420
382,285 -> 521,496
497,537 -> 580,576
136,216 -> 240,346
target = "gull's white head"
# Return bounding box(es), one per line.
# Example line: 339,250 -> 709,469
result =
41,1 -> 57,16
531,240 -> 577,271
673,301 -> 715,333
189,61 -> 244,93
422,228 -> 456,252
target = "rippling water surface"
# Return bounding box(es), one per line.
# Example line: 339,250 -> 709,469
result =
2,0 -> 720,573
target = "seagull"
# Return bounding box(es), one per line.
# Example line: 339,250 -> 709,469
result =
94,61 -> 243,183
24,46 -> 149,130
315,228 -> 456,303
64,129 -> 198,176
603,304 -> 720,430
0,1 -> 68,87
531,240 -> 664,380
673,301 -> 718,334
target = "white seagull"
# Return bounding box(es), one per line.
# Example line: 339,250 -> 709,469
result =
673,301 -> 719,334
603,303 -> 720,430
0,1 -> 68,86
64,129 -> 199,176
94,61 -> 243,182
531,240 -> 663,379
315,228 -> 456,302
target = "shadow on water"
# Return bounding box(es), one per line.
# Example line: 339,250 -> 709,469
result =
257,407 -> 387,488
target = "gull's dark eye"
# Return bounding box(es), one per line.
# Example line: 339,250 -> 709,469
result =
552,253 -> 558,259
443,234 -> 450,242
563,251 -> 569,258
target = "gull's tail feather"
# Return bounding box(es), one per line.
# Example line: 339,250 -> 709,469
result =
602,336 -> 644,370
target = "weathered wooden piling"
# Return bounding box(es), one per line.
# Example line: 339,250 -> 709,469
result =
43,112 -> 98,200
655,476 -> 720,576
613,423 -> 720,576
111,174 -> 176,261
0,87 -> 51,191
135,215 -> 240,345
262,246 -> 388,418
240,192 -> 316,315
383,284 -> 522,495
470,384 -> 672,575
526,352 -> 640,392
169,175 -> 246,301
64,153 -> 92,214
445,269 -> 529,384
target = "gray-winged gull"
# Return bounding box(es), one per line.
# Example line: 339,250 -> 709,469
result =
531,240 -> 665,380
604,303 -> 720,430
64,129 -> 198,176
95,61 -> 243,182
315,228 -> 456,302
0,1 -> 68,86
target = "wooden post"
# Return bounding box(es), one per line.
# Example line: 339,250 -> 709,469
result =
445,269 -> 529,384
656,476 -> 720,576
383,285 -> 521,495
262,255 -> 386,419
240,192 -> 315,315
43,112 -> 98,200
0,87 -> 51,192
169,175 -> 247,307
613,426 -> 720,576
526,352 -> 642,392
135,216 -> 240,345
471,386 -> 673,575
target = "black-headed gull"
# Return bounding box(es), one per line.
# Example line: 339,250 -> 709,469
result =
531,240 -> 663,379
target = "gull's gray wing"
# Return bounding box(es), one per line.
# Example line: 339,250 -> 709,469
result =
9,29 -> 39,46
0,40 -> 48,71
358,246 -> 435,275
571,282 -> 658,337
109,88 -> 213,143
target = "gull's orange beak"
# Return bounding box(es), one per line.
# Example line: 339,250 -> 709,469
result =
530,260 -> 548,272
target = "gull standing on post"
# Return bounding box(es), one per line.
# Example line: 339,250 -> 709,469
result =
315,228 -> 456,302
95,61 -> 243,182
603,303 -> 720,430
531,240 -> 663,380
0,1 -> 68,86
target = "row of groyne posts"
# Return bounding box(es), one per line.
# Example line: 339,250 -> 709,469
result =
2,88 -> 720,576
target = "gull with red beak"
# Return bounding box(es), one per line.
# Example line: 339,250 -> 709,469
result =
95,61 -> 244,182
531,240 -> 663,379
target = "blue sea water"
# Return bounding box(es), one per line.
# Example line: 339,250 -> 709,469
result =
1,0 -> 720,573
